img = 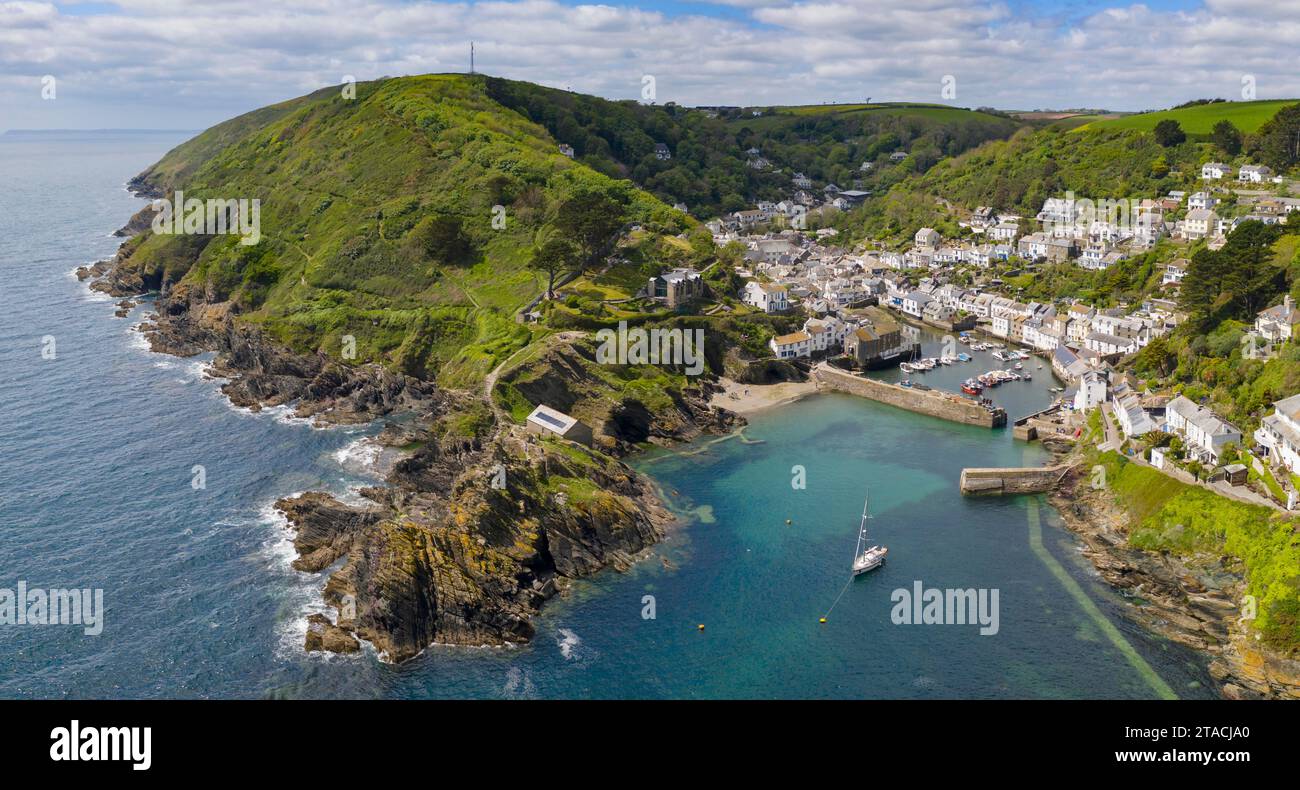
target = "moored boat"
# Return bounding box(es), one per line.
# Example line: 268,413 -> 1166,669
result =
851,493 -> 887,576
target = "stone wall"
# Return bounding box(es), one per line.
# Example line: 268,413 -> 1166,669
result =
813,365 -> 1006,428
959,465 -> 1073,494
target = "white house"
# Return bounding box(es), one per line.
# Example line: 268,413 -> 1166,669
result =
1086,331 -> 1137,356
803,316 -> 849,352
1165,395 -> 1242,466
1113,386 -> 1156,438
990,221 -> 1020,242
914,227 -> 941,249
1201,162 -> 1233,180
770,330 -> 812,359
1255,394 -> 1300,476
901,291 -> 932,318
1256,295 -> 1300,343
742,281 -> 789,313
1238,164 -> 1273,183
1187,192 -> 1219,211
1072,370 -> 1108,411
1162,260 -> 1188,287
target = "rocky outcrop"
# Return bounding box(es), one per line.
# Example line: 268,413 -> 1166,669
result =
84,199 -> 722,664
277,429 -> 669,662
133,298 -> 441,424
1050,467 -> 1300,699
499,340 -> 739,456
114,203 -> 160,237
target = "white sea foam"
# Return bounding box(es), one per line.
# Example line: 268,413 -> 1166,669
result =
252,495 -> 332,659
503,667 -> 539,699
555,627 -> 583,661
334,437 -> 381,473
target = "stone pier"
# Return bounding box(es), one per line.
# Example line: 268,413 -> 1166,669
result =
959,464 -> 1074,495
813,365 -> 1006,428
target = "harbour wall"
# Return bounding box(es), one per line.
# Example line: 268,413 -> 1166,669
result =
813,365 -> 1006,428
959,464 -> 1074,495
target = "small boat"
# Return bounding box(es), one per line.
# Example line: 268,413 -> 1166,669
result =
899,362 -> 915,373
851,494 -> 887,576
1023,372 -> 1032,380
961,379 -> 983,395
1014,362 -> 1023,370
956,353 -> 972,363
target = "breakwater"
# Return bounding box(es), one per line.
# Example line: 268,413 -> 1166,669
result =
813,365 -> 1006,428
959,464 -> 1074,494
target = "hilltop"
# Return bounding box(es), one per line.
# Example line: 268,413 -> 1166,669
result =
87,73 -> 751,663
1078,99 -> 1297,136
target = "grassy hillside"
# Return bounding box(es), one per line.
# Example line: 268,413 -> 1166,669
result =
839,124 -> 1209,243
483,80 -> 1024,216
1079,100 -> 1296,136
119,74 -> 694,388
1091,451 -> 1300,653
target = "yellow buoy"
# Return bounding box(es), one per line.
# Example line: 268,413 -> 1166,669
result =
819,617 -> 827,624
697,624 -> 705,631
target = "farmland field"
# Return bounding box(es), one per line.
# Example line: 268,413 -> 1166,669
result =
1077,99 -> 1297,135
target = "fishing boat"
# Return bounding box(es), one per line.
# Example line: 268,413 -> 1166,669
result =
851,494 -> 887,576
961,379 -> 983,395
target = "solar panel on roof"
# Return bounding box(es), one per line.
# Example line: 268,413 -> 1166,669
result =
531,410 -> 569,430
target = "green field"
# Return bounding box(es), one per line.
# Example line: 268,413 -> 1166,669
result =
730,102 -> 1007,130
1078,100 -> 1298,135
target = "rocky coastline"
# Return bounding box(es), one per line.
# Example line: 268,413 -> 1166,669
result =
1049,465 -> 1300,699
82,186 -> 737,663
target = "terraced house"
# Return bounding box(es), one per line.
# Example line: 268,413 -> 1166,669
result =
1255,394 -> 1300,477
1164,396 -> 1242,466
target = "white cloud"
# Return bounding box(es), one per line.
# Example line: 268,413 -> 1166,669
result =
0,0 -> 1297,130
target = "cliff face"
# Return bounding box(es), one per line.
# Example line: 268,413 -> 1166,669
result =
76,73 -> 747,664
1050,467 -> 1300,700
277,429 -> 668,662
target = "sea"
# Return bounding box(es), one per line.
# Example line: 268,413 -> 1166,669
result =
0,131 -> 1216,698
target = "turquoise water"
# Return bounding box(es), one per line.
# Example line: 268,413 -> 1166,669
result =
0,132 -> 1215,699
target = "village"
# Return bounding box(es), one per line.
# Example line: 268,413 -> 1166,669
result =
627,154 -> 1300,512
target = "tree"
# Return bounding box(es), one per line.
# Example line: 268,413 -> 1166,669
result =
1251,102 -> 1300,171
1153,119 -> 1186,147
1211,120 -> 1243,156
406,214 -> 475,266
552,189 -> 628,271
528,229 -> 578,300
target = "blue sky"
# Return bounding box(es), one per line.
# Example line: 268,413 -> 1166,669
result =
2,0 -> 1296,130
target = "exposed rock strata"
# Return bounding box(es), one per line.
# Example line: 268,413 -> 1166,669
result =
1049,466 -> 1300,699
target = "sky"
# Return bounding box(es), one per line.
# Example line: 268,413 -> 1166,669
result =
2,0 -> 1299,130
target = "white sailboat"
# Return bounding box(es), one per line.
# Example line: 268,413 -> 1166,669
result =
851,493 -> 887,576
